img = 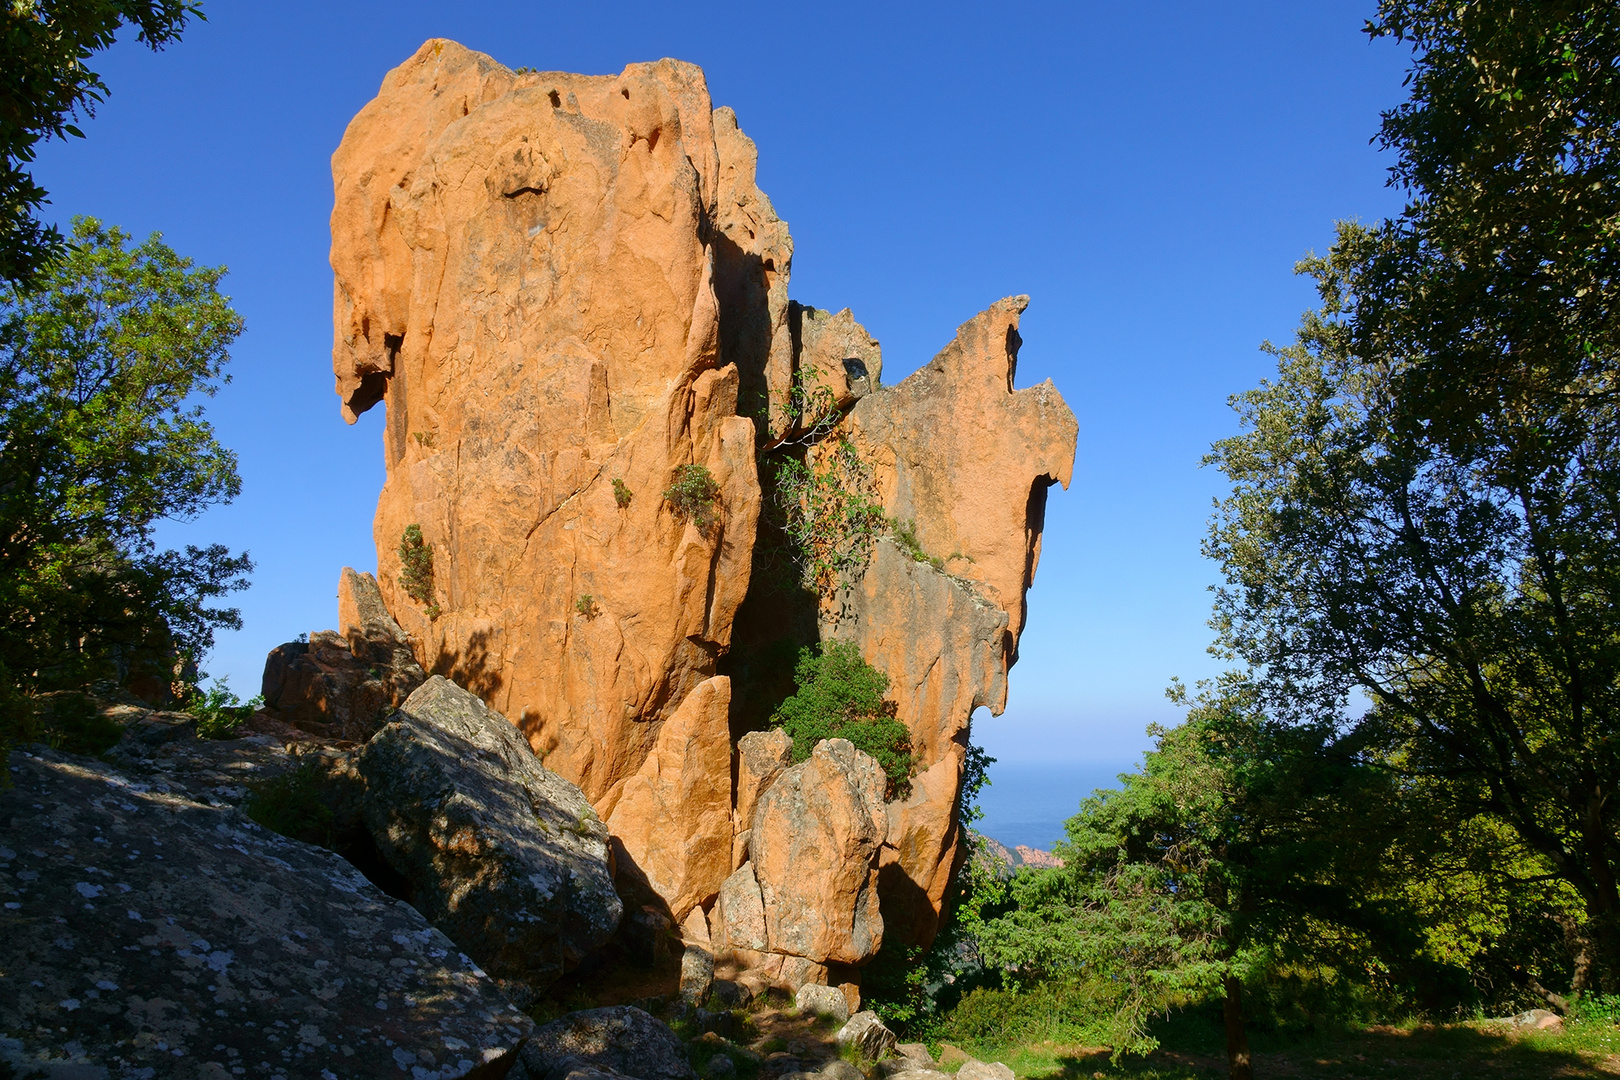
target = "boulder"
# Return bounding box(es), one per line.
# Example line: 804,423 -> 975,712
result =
895,1043 -> 934,1066
733,728 -> 793,854
714,862 -> 769,953
261,569 -> 425,741
794,984 -> 852,1024
819,296 -> 1077,945
957,1062 -> 1015,1080
751,739 -> 886,964
936,1045 -> 971,1068
835,1012 -> 897,1061
356,676 -> 621,995
332,40 -> 762,813
520,1007 -> 696,1080
605,676 -> 734,921
0,747 -> 531,1077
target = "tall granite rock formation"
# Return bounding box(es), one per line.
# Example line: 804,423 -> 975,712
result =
329,39 -> 1076,982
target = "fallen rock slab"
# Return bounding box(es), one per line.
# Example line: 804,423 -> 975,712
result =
794,984 -> 851,1024
0,747 -> 531,1078
358,676 -> 622,998
519,1006 -> 695,1080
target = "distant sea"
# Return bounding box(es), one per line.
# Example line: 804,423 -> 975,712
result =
973,760 -> 1136,852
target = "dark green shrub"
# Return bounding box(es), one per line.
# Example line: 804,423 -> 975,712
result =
245,761 -> 337,848
664,464 -> 722,531
770,641 -> 913,798
612,478 -> 633,509
187,678 -> 260,739
32,691 -> 122,756
397,524 -> 439,619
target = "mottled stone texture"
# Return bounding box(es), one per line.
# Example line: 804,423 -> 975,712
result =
0,748 -> 530,1078
518,1007 -> 695,1080
818,297 -> 1078,946
357,676 -> 622,996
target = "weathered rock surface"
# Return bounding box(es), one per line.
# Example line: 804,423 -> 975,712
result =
793,985 -> 851,1024
749,739 -> 886,964
605,676 -> 733,922
0,747 -> 531,1077
261,569 -> 426,741
518,1007 -> 695,1080
332,39 -> 763,810
819,297 -> 1077,945
835,1011 -> 897,1061
957,1061 -> 1016,1080
357,675 -> 622,996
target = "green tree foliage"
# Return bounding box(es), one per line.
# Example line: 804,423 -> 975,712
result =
663,462 -> 722,531
396,523 -> 437,618
1207,0 -> 1620,991
2,0 -> 202,286
0,216 -> 249,705
770,640 -> 913,798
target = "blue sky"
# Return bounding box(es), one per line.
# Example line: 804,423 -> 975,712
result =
29,0 -> 1411,768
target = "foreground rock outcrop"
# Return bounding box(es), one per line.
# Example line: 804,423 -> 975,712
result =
0,747 -> 532,1077
358,675 -> 622,998
328,39 -> 1076,990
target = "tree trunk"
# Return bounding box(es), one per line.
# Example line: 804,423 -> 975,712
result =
1224,975 -> 1253,1080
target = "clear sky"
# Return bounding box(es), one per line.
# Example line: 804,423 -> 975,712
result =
28,0 -> 1411,768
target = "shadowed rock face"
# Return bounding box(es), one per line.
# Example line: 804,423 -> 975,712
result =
0,748 -> 531,1077
357,676 -> 622,998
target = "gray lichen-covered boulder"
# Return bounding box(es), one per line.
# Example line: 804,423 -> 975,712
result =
357,676 -> 623,997
518,1007 -> 695,1080
0,747 -> 531,1078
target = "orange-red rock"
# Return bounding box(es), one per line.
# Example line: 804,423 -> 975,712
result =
816,297 -> 1077,945
749,739 -> 887,964
331,41 -> 762,807
604,676 -> 733,921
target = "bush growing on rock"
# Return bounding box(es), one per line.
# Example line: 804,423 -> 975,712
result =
396,524 -> 438,618
770,641 -> 913,798
664,463 -> 722,531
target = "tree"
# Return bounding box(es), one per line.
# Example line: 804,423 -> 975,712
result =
2,0 -> 201,287
977,677 -> 1324,1076
1207,0 -> 1620,992
770,640 -> 914,798
0,216 -> 249,703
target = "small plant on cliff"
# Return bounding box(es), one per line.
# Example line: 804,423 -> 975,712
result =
612,478 -> 632,509
768,435 -> 887,593
663,464 -> 722,531
892,518 -> 945,571
397,524 -> 439,619
187,678 -> 260,739
574,594 -> 598,619
770,641 -> 914,799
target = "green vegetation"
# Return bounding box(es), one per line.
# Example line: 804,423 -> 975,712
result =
612,478 -> 632,509
0,218 -> 250,770
664,463 -> 722,531
769,640 -> 914,799
892,517 -> 945,571
397,524 -> 438,619
574,594 -> 598,618
245,760 -> 337,848
186,678 -> 260,739
867,5 -> 1620,1077
766,435 -> 887,593
1,1 -> 201,287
